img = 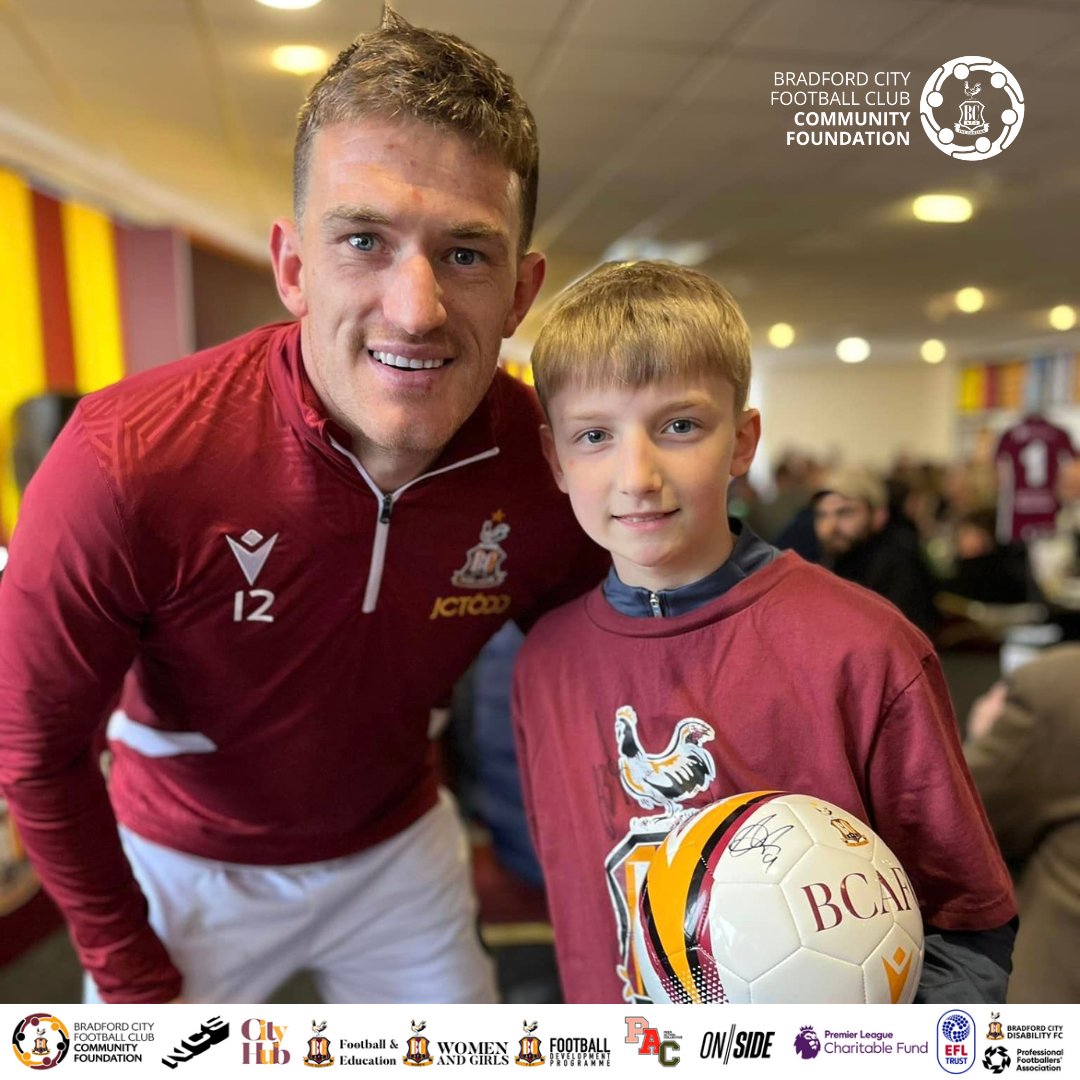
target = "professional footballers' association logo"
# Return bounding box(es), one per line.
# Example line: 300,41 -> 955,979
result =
303,1021 -> 333,1069
987,1014 -> 1004,1041
793,1026 -> 820,1060
920,56 -> 1023,160
515,1021 -> 545,1067
451,511 -> 510,588
403,1022 -> 433,1067
938,1011 -> 976,1074
982,1046 -> 1011,1074
12,1014 -> 69,1070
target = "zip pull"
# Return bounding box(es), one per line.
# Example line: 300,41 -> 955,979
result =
649,591 -> 664,618
379,494 -> 393,524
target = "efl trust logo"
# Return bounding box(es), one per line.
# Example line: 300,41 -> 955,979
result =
12,1014 -> 69,1071
920,56 -> 1023,160
625,1017 -> 680,1067
938,1011 -> 976,1074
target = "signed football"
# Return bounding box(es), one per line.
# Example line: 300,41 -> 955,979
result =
634,791 -> 924,1003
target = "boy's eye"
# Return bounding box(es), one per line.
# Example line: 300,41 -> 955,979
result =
579,429 -> 607,445
347,234 -> 376,251
450,248 -> 480,266
665,418 -> 697,435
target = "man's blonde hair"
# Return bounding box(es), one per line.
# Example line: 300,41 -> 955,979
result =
294,8 -> 538,251
531,261 -> 752,413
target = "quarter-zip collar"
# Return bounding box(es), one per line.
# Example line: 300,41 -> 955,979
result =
602,520 -> 780,618
265,320 -> 500,478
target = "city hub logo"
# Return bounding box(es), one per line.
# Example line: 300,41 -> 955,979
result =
241,1019 -> 289,1065
625,1017 -> 680,1067
12,1014 -> 69,1071
938,1011 -> 976,1074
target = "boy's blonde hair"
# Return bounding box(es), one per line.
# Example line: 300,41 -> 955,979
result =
531,261 -> 752,414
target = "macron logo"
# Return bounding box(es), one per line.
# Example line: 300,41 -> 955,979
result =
226,529 -> 278,586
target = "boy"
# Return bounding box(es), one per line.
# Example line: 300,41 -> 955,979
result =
511,261 -> 1016,1004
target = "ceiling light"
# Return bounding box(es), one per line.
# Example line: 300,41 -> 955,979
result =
258,1 -> 322,10
1049,305 -> 1077,331
836,337 -> 870,364
767,323 -> 795,349
921,339 -> 946,364
271,44 -> 328,75
912,194 -> 973,223
955,287 -> 984,313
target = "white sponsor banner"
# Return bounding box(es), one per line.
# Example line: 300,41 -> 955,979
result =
5,1003 -> 1074,1077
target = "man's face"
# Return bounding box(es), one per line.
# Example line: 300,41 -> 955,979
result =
541,374 -> 760,592
813,493 -> 877,557
271,118 -> 544,489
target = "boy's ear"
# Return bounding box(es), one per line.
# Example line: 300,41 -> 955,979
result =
539,424 -> 568,493
731,408 -> 761,479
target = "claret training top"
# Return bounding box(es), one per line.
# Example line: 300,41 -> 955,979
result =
0,320 -> 604,1001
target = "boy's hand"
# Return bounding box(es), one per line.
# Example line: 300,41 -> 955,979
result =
966,681 -> 1008,741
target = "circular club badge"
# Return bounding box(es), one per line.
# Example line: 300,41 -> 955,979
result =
920,55 -> 1023,161
12,1015 -> 70,1071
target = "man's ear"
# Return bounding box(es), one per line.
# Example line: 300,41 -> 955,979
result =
270,218 -> 308,319
731,408 -> 762,478
503,252 -> 546,337
539,424 -> 568,493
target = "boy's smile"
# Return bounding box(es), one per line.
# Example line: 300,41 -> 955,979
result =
542,374 -> 760,592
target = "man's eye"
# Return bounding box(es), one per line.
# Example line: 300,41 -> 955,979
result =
451,248 -> 480,266
347,234 -> 376,251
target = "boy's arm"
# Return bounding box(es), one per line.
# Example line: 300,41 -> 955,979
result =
867,649 -> 1016,1000
915,920 -> 1017,1003
0,412 -> 182,1002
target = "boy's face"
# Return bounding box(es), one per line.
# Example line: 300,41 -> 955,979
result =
541,373 -> 760,592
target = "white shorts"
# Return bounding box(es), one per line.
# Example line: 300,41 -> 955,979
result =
85,790 -> 496,1004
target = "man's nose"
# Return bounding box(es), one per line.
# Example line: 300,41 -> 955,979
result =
383,254 -> 447,336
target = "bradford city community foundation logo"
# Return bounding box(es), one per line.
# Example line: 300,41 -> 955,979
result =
12,1014 -> 70,1071
920,56 -> 1023,161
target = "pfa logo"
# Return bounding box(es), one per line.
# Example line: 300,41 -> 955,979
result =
938,1011 -> 976,1074
920,56 -> 1023,161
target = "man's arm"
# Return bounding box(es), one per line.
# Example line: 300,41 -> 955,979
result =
0,410 -> 182,1002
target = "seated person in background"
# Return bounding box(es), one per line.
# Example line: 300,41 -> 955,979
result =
813,466 -> 939,638
966,646 -> 1080,1003
940,507 -> 1029,606
511,259 -> 1016,1004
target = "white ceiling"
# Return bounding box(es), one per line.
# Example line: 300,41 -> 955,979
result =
1,0 -> 1078,366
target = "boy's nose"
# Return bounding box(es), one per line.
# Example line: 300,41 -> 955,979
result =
616,436 -> 662,496
383,254 -> 447,336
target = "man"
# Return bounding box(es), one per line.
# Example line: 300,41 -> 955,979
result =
965,647 -> 1080,1002
0,11 -> 603,1004
812,465 -> 938,637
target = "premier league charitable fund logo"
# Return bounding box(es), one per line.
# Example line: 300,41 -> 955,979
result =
920,56 -> 1023,160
